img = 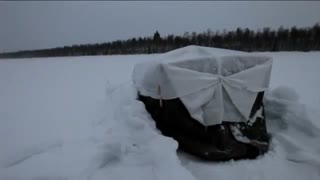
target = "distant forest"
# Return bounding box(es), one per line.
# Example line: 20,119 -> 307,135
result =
1,23 -> 320,59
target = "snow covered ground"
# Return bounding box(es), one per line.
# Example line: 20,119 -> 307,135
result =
0,51 -> 320,180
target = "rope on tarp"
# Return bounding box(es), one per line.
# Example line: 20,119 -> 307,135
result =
158,84 -> 163,107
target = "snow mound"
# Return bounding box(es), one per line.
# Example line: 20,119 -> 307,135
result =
89,83 -> 196,180
0,82 -> 196,180
270,86 -> 300,102
264,87 -> 320,166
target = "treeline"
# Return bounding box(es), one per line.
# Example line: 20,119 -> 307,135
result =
1,23 -> 320,59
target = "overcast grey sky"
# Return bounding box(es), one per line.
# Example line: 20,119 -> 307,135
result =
1,1 -> 320,53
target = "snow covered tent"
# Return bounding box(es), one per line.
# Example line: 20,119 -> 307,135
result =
133,45 -> 273,160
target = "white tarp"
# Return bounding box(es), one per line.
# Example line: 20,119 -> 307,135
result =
133,46 -> 273,126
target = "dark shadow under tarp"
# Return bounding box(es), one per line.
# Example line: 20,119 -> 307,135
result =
138,92 -> 270,161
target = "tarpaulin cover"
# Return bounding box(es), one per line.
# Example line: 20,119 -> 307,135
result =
133,46 -> 272,126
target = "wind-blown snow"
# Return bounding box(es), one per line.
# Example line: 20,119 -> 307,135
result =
0,51 -> 320,180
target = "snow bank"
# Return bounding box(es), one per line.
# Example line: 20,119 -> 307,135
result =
265,87 -> 320,167
88,83 -> 196,180
0,82 -> 196,180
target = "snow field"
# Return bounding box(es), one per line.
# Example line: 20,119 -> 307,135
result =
0,51 -> 320,180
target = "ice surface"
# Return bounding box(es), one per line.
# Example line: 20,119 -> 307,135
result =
1,51 -> 320,180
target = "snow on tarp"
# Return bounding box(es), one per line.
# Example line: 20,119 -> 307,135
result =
133,46 -> 273,126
